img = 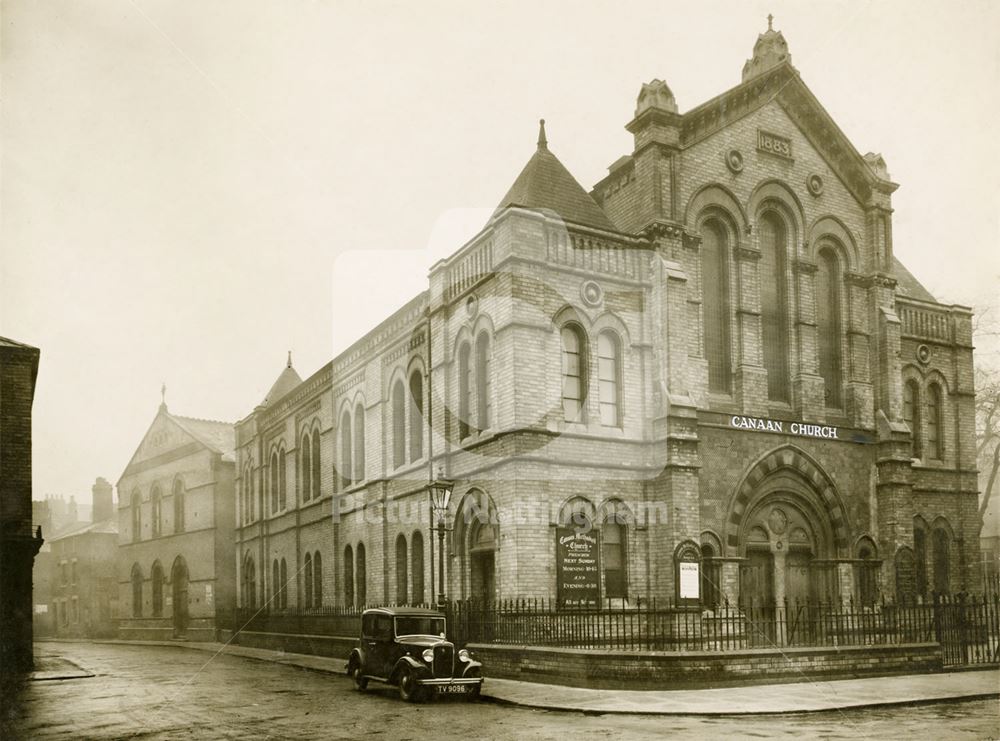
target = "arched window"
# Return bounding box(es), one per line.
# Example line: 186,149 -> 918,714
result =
597,331 -> 622,427
279,558 -> 288,609
927,383 -> 943,460
856,540 -> 878,607
601,502 -> 629,599
700,543 -> 720,609
304,552 -> 313,608
151,485 -> 162,537
392,379 -> 406,469
561,324 -> 587,423
395,533 -> 408,604
272,559 -> 280,607
816,246 -> 843,408
411,532 -> 424,605
409,371 -> 424,461
151,561 -> 164,616
339,410 -> 352,490
458,342 -> 472,440
343,545 -> 355,607
353,404 -> 365,483
701,218 -> 732,393
914,521 -> 928,599
313,551 -> 322,607
131,564 -> 143,617
311,426 -> 321,498
173,479 -> 185,533
131,490 -> 141,542
476,332 -> 491,431
242,466 -> 254,524
278,446 -> 287,510
903,379 -> 922,458
559,497 -> 595,532
932,526 -> 950,594
758,211 -> 790,402
243,554 -> 256,608
301,429 -> 313,502
356,543 -> 367,607
270,450 -> 280,513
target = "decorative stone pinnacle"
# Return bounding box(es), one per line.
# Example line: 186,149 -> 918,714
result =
287,350 -> 293,368
768,13 -> 773,31
537,119 -> 547,150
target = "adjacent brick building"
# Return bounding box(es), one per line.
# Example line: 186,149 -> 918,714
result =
49,478 -> 119,638
117,399 -> 236,640
0,336 -> 42,672
233,23 -> 981,619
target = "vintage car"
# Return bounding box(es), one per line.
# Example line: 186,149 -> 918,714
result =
347,607 -> 484,702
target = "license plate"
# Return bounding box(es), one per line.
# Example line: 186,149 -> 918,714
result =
437,684 -> 468,694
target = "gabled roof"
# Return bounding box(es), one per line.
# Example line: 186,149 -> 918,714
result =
0,336 -> 38,349
170,414 -> 236,458
892,256 -> 937,303
496,120 -> 618,233
49,517 -> 118,542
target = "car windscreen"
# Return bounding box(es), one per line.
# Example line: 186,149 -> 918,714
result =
394,616 -> 446,637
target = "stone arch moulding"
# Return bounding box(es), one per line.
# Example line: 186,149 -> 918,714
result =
683,183 -> 748,232
552,303 -> 593,332
806,214 -> 860,270
723,444 -> 850,558
747,179 -> 806,241
591,310 -> 632,349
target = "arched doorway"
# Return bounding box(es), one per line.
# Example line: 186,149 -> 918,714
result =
728,447 -> 848,610
469,521 -> 496,603
738,499 -> 825,607
454,489 -> 498,603
171,556 -> 189,638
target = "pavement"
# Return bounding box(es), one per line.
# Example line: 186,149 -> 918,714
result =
74,638 -> 1000,716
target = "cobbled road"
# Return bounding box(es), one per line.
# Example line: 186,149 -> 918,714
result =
3,642 -> 998,740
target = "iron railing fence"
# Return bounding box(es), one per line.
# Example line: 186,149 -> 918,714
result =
234,592 -> 1000,667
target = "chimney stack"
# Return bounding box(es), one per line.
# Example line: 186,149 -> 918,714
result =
92,477 -> 114,523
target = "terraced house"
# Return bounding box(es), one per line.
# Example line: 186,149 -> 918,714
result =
233,21 -> 981,623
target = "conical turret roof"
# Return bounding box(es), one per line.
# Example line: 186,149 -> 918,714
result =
495,120 -> 617,233
262,352 -> 303,406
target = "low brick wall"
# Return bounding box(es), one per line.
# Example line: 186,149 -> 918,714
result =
234,630 -> 355,664
467,642 -> 943,689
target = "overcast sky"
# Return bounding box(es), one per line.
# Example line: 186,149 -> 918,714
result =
2,0 -> 998,506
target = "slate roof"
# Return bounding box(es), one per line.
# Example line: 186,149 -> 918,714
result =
49,518 -> 118,542
892,256 -> 937,303
496,121 -> 618,233
170,414 -> 236,459
262,361 -> 303,407
0,336 -> 38,349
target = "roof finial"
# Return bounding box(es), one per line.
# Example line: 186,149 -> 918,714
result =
287,350 -> 292,368
767,13 -> 773,31
537,118 -> 547,150
160,382 -> 167,411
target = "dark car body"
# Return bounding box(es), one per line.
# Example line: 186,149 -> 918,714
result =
347,607 -> 484,702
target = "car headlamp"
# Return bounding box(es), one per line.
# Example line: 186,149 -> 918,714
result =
458,649 -> 472,662
422,648 -> 434,663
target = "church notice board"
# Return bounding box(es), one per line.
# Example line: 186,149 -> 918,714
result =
556,528 -> 601,608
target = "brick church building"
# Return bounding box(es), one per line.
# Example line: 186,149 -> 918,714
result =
234,22 -> 980,616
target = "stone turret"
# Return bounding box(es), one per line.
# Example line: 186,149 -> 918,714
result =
742,15 -> 793,81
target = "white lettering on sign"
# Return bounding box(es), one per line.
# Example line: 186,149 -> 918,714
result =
730,415 -> 839,440
757,130 -> 792,159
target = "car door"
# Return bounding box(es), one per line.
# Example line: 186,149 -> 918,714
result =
372,615 -> 394,677
361,614 -> 380,676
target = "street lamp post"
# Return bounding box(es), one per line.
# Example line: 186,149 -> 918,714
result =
428,470 -> 454,610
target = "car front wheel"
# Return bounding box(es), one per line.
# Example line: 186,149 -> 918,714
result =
398,666 -> 423,703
